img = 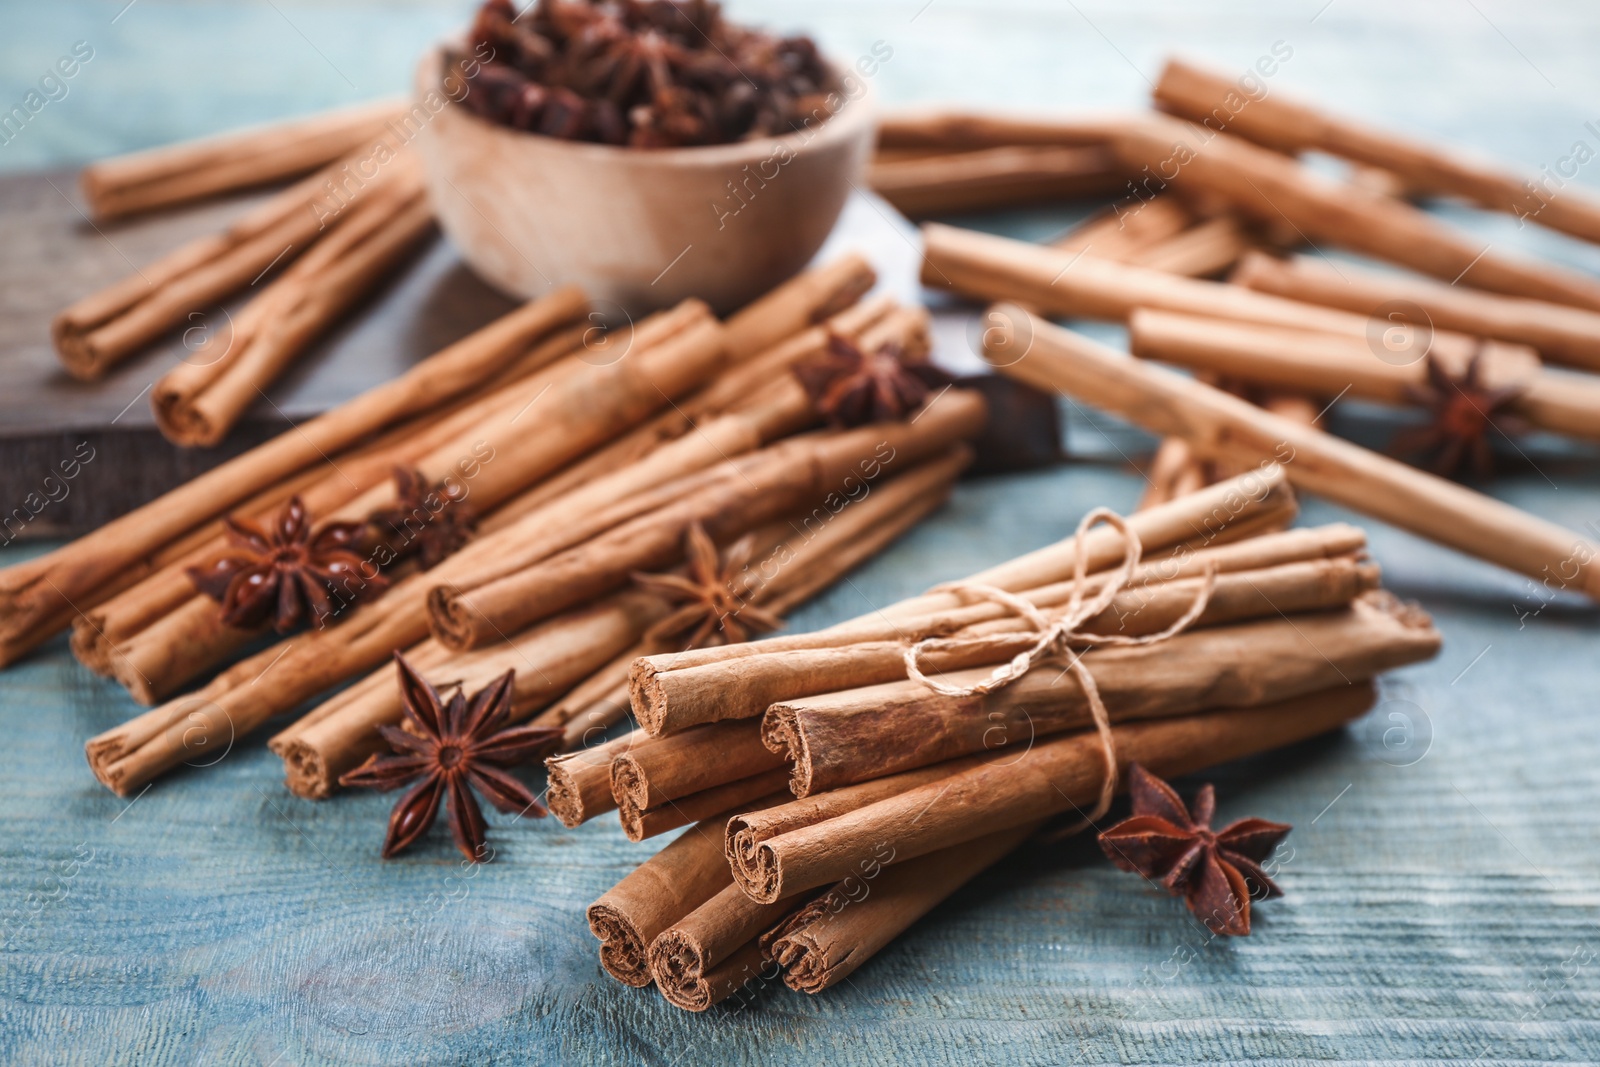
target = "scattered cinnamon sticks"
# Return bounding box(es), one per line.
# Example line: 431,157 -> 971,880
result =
1153,57 -> 1600,247
987,305 -> 1600,602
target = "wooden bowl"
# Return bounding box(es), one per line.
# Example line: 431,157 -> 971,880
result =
414,47 -> 876,315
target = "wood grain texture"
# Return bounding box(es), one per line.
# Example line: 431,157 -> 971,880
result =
3,1 -> 1600,1063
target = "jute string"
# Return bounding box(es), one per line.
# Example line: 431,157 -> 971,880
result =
902,508 -> 1216,834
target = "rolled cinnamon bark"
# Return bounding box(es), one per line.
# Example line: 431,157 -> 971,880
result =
1153,57 -> 1600,247
1128,308 -> 1600,444
612,720 -> 786,814
1054,195 -> 1195,255
643,554 -> 1376,737
588,798 -> 785,987
877,109 -> 1128,151
1138,436 -> 1202,511
719,253 -> 874,363
630,474 -> 1312,727
4,286 -> 587,667
921,222 -> 1525,366
649,881 -> 803,1011
870,145 -> 1123,217
764,592 -> 1436,796
1230,251 -> 1600,374
80,98 -> 407,219
620,768 -> 793,843
548,730 -> 644,828
1110,114 -> 1600,311
152,175 -> 436,446
990,304 -> 1600,601
1125,215 -> 1252,277
735,682 -> 1377,904
766,822 -> 1038,993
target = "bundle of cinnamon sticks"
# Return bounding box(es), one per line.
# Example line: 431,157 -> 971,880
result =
576,469 -> 1442,1009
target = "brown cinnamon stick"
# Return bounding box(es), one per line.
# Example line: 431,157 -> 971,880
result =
1128,308 -> 1600,443
80,98 -> 407,220
763,592 -> 1436,797
620,768 -> 793,844
612,720 -> 785,814
1231,250 -> 1600,374
990,304 -> 1600,601
650,882 -> 802,1010
1110,113 -> 1600,311
1153,57 -> 1600,247
877,109 -> 1128,152
734,682 -> 1377,904
547,730 -> 644,828
765,822 -> 1038,993
870,145 -> 1123,217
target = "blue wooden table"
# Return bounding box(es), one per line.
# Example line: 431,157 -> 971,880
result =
3,2 -> 1600,1064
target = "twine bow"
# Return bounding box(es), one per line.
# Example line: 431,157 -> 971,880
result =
902,508 -> 1216,835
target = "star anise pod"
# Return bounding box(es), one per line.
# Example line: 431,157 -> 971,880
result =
1394,348 -> 1528,481
339,654 -> 561,862
792,333 -> 955,428
185,496 -> 380,633
631,522 -> 782,650
1097,763 -> 1291,937
367,467 -> 477,570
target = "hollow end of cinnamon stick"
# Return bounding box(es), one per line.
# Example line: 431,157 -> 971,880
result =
586,904 -> 655,988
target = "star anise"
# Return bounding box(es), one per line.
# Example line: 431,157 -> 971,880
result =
1394,348 -> 1528,480
792,333 -> 955,428
367,467 -> 477,570
1097,763 -> 1291,937
185,496 -> 380,633
339,654 -> 562,862
631,522 -> 782,650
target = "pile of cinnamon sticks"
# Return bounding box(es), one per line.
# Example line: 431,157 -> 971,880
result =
575,469 -> 1441,1009
57,100 -> 436,446
0,255 -> 994,804
898,55 -> 1600,605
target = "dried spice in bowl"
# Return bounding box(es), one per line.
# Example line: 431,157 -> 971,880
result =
457,0 -> 842,147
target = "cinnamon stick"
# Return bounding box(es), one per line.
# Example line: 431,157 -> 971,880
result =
765,823 -> 1037,994
877,109 -> 1128,152
3,286 -> 587,666
80,98 -> 407,220
1153,57 -> 1600,247
1128,308 -> 1600,444
588,799 -> 784,987
612,720 -> 785,815
1110,114 -> 1600,311
547,730 -> 644,828
870,145 -> 1123,217
1054,195 -> 1195,255
989,304 -> 1600,601
734,682 -> 1377,904
650,882 -> 802,1010
763,592 -> 1436,797
620,768 -> 793,844
1231,250 -> 1600,374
